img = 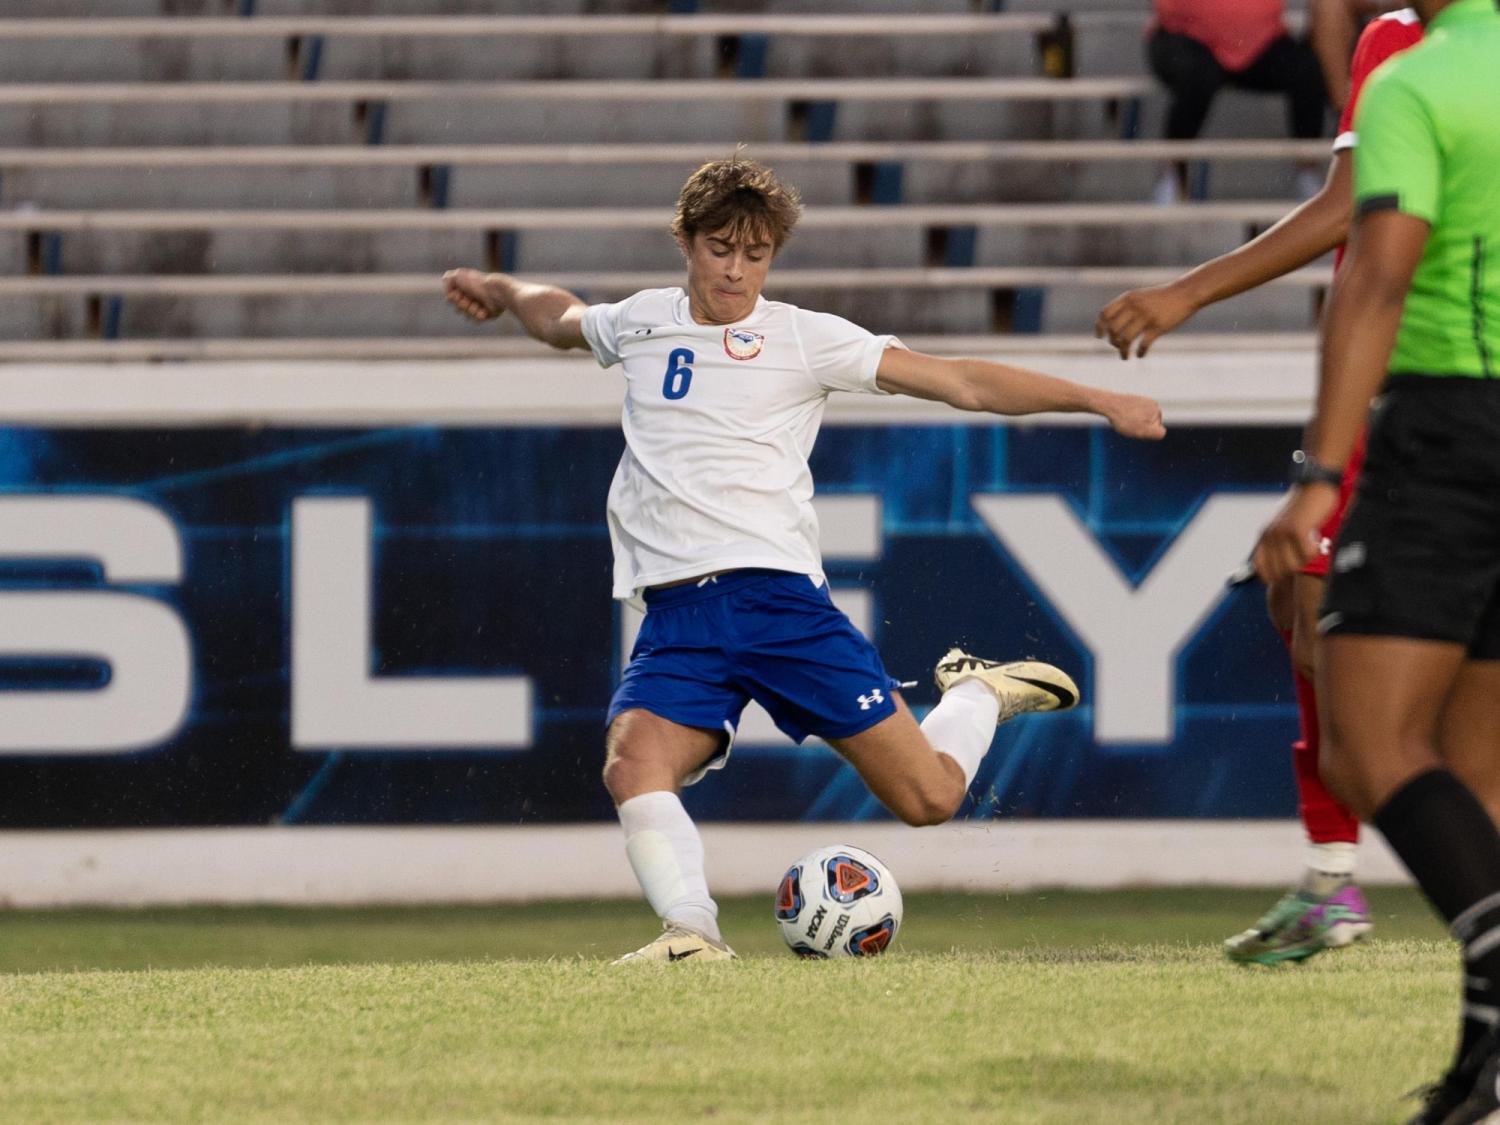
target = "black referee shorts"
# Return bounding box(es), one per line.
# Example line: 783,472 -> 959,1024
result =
1321,375 -> 1500,659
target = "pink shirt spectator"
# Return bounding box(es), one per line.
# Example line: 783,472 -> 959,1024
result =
1153,0 -> 1287,73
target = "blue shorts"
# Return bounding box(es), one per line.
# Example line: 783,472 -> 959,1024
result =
607,569 -> 901,774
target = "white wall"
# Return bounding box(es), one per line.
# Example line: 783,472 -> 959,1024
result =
0,822 -> 1409,908
0,337 -> 1314,426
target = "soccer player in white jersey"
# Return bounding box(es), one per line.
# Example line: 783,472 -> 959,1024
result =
443,159 -> 1166,963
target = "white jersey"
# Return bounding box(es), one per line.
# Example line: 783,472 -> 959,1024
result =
579,287 -> 901,600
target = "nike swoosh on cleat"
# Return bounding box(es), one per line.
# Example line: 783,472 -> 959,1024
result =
1007,675 -> 1077,710
667,948 -> 701,962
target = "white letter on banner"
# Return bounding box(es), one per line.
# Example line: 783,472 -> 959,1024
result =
971,492 -> 1283,743
0,496 -> 191,753
616,495 -> 882,746
291,497 -> 532,750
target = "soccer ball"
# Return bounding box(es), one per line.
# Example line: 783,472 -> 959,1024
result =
774,844 -> 902,958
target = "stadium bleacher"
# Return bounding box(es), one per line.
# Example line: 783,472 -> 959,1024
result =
0,1 -> 1329,355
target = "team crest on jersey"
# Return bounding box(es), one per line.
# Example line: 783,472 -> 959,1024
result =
723,327 -> 765,361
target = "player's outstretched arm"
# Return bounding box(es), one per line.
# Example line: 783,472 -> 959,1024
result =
441,268 -> 588,350
1095,153 -> 1353,360
875,347 -> 1165,440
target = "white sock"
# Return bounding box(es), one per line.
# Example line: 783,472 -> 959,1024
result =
617,790 -> 721,942
920,679 -> 1001,787
1306,841 -> 1358,878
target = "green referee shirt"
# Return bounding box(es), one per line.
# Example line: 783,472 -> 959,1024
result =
1353,0 -> 1500,378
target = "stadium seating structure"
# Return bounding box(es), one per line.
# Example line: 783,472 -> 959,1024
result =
0,0 -> 1331,355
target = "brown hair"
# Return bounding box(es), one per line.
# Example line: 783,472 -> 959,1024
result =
670,157 -> 803,252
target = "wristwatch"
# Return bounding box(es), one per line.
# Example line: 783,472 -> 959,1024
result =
1288,449 -> 1343,487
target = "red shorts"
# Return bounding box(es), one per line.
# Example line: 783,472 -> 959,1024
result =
1299,428 -> 1367,579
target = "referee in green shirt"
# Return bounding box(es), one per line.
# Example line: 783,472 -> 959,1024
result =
1255,1 -> 1500,1119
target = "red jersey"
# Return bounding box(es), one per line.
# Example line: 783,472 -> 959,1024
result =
1153,0 -> 1287,73
1332,9 -> 1425,159
1304,8 -> 1423,579
1331,10 -> 1424,270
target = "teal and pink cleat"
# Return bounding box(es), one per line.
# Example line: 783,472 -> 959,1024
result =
1224,882 -> 1374,965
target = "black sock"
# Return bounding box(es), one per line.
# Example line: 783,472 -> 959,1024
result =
1374,768 -> 1500,1067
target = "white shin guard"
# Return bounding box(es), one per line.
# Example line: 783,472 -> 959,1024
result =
920,679 -> 1001,787
617,790 -> 722,942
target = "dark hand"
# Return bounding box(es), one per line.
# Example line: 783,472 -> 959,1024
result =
1095,283 -> 1199,360
1252,484 -> 1338,585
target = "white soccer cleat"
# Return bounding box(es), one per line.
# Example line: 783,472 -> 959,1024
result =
611,922 -> 738,966
933,648 -> 1079,724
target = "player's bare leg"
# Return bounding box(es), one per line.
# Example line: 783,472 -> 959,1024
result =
1226,573 -> 1371,965
1437,660 -> 1500,828
1315,636 -> 1461,820
1265,570 -> 1295,636
831,651 -> 1078,826
1414,659 -> 1500,1122
828,697 -> 970,826
603,707 -> 721,802
1317,635 -> 1500,1123
604,708 -> 738,964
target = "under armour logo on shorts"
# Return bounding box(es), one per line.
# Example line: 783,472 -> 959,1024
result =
857,689 -> 885,710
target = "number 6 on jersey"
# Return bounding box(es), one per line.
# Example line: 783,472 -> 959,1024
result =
662,348 -> 695,400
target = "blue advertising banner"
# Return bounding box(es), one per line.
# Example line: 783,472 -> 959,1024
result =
0,423 -> 1300,828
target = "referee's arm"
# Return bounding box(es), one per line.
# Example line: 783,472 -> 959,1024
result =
1254,69 -> 1436,584
1307,68 -> 1438,473
1309,212 -> 1428,470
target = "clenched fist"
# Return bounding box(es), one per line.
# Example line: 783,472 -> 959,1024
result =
442,268 -> 507,322
1102,392 -> 1168,441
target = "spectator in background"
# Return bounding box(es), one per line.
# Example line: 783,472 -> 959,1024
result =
1149,0 -> 1327,203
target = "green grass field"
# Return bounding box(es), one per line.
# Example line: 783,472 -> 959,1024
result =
0,888 -> 1461,1123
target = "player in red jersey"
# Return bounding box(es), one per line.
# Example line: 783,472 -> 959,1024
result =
1096,7 -> 1423,964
